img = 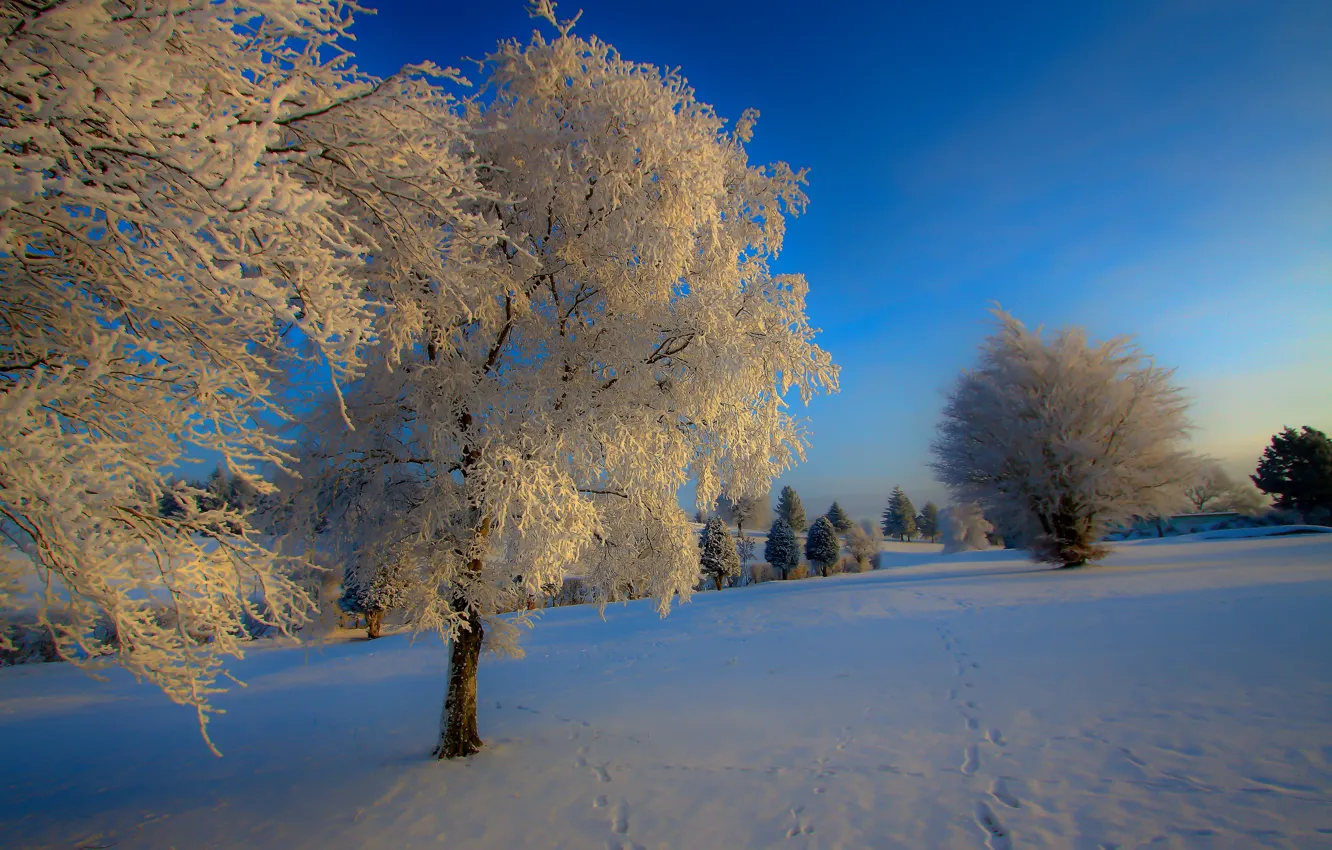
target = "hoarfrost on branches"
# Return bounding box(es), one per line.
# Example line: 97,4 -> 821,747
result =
291,2 -> 838,758
931,310 -> 1198,566
0,0 -> 489,750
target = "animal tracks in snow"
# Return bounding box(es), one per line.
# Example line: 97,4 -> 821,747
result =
786,805 -> 815,838
990,778 -> 1021,809
974,801 -> 1013,850
962,744 -> 981,775
938,623 -> 1023,847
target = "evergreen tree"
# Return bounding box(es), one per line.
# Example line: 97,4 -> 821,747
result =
1252,426 -> 1332,514
763,518 -> 800,580
339,562 -> 411,639
804,517 -> 841,578
917,501 -> 941,542
882,486 -> 917,542
775,485 -> 807,532
698,518 -> 741,591
824,501 -> 853,532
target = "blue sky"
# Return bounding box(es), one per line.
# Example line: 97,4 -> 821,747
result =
348,0 -> 1331,522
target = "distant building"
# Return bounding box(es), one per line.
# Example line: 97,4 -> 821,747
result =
1169,512 -> 1242,534
1111,511 -> 1244,539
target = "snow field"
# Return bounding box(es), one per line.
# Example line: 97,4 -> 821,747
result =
2,535 -> 1331,848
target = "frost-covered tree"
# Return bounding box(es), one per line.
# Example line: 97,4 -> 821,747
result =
881,486 -> 917,542
698,518 -> 742,591
735,534 -> 757,567
846,524 -> 878,570
1216,480 -> 1268,516
291,3 -> 837,759
0,0 -> 491,751
939,503 -> 993,554
1184,463 -> 1236,512
339,562 -> 411,639
763,518 -> 800,580
1252,426 -> 1332,515
775,485 -> 808,532
931,310 -> 1197,567
824,501 -> 853,532
916,501 -> 940,543
716,494 -> 771,537
804,517 -> 841,577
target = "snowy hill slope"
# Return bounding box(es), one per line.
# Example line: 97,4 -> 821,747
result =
2,536 -> 1331,849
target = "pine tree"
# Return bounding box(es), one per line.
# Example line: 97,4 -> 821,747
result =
1252,426 -> 1332,515
882,486 -> 917,542
917,501 -> 941,542
824,501 -> 853,532
763,518 -> 800,580
804,517 -> 841,578
698,518 -> 742,591
339,562 -> 411,639
775,485 -> 807,532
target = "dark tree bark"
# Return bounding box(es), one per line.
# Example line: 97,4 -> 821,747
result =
714,574 -> 724,591
365,609 -> 384,640
435,599 -> 484,759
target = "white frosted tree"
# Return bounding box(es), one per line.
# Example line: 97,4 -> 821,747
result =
845,523 -> 878,571
291,3 -> 838,759
698,518 -> 742,591
716,493 -> 771,537
0,0 -> 492,751
1184,463 -> 1235,512
1217,479 -> 1269,516
932,310 -> 1198,567
939,503 -> 993,554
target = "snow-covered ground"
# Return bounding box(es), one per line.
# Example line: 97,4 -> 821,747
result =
3,536 -> 1332,849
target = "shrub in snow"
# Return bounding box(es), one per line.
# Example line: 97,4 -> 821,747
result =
846,524 -> 878,570
805,517 -> 842,577
1,615 -> 62,666
789,564 -> 812,580
699,519 -> 742,591
940,503 -> 993,554
881,486 -> 917,542
749,563 -> 777,584
932,310 -> 1197,567
764,518 -> 801,580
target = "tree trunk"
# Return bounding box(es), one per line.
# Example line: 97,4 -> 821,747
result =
714,573 -> 725,591
434,600 -> 484,759
365,609 -> 384,640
